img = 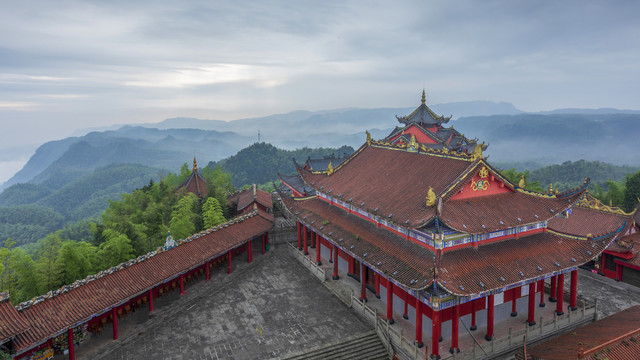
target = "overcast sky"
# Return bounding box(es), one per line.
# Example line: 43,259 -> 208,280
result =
1,0 -> 639,154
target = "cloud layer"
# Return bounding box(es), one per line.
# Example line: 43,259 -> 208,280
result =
1,0 -> 639,149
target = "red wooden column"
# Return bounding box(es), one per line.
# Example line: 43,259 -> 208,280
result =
375,273 -> 381,299
360,263 -> 367,302
112,307 -> 118,340
329,243 -> 334,263
386,280 -> 394,324
297,222 -> 302,250
180,274 -> 185,295
527,282 -> 536,326
149,289 -> 154,312
470,299 -> 477,330
205,261 -> 210,281
485,294 -> 494,341
549,275 -> 557,302
511,288 -> 518,317
450,304 -> 460,354
570,269 -> 578,311
68,328 -> 75,360
315,234 -> 322,265
403,290 -> 409,320
432,308 -> 440,358
303,226 -> 309,255
556,273 -> 565,315
332,246 -> 339,280
228,251 -> 232,274
248,240 -> 253,263
415,297 -> 424,348
538,279 -> 546,307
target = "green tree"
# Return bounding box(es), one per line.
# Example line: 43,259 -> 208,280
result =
99,230 -> 135,268
12,248 -> 39,302
35,234 -> 62,293
202,197 -> 225,229
54,241 -> 98,285
623,170 -> 640,212
602,180 -> 625,207
169,193 -> 200,240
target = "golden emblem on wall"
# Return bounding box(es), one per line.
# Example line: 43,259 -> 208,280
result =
471,178 -> 489,191
479,166 -> 489,179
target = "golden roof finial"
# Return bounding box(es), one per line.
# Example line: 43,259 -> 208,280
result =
472,144 -> 483,161
609,199 -> 613,207
519,175 -> 526,188
549,183 -> 553,193
426,186 -> 436,207
193,157 -> 198,172
366,130 -> 372,145
421,89 -> 426,104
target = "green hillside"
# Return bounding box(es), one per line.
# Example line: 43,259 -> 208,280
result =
0,163 -> 160,245
208,142 -> 355,187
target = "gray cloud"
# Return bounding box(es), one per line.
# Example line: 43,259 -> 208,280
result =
0,0 -> 639,153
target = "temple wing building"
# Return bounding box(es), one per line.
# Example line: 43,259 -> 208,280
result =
278,92 -> 635,358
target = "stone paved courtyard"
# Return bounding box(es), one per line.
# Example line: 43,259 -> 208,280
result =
76,242 -> 369,360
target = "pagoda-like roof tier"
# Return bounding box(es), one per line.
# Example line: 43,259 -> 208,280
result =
298,143 -> 587,233
396,92 -> 451,126
178,171 -> 207,197
283,195 -> 617,297
7,210 -> 273,352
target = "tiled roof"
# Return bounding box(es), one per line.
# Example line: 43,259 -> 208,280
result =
438,230 -> 614,295
395,93 -> 450,126
299,144 -> 585,234
527,304 -> 640,360
615,233 -> 640,267
5,210 -> 273,352
178,171 -> 207,197
0,293 -> 29,344
299,145 -> 474,228
442,190 -> 586,235
282,195 -> 613,296
228,187 -> 272,212
278,173 -> 314,196
305,156 -> 349,172
548,206 -> 631,238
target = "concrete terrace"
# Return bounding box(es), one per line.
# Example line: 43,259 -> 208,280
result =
71,243 -> 370,360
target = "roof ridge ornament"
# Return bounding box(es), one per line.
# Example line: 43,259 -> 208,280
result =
326,161 -> 334,175
366,130 -> 372,145
421,89 -> 426,104
519,175 -> 526,188
472,144 -> 483,161
426,186 -> 436,207
193,157 -> 198,172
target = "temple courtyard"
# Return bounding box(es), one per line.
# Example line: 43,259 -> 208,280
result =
69,239 -> 640,360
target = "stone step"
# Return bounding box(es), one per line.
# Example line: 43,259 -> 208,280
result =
283,330 -> 389,360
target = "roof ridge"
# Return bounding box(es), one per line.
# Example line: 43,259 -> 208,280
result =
15,210 -> 262,312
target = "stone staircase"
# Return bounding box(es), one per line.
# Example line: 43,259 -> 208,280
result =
283,330 -> 390,360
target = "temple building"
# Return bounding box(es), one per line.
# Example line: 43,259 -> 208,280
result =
177,157 -> 207,197
384,90 -> 487,154
594,202 -> 640,286
277,92 -> 637,359
228,184 -> 274,216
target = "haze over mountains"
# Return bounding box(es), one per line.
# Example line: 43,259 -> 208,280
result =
3,99 -> 640,193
